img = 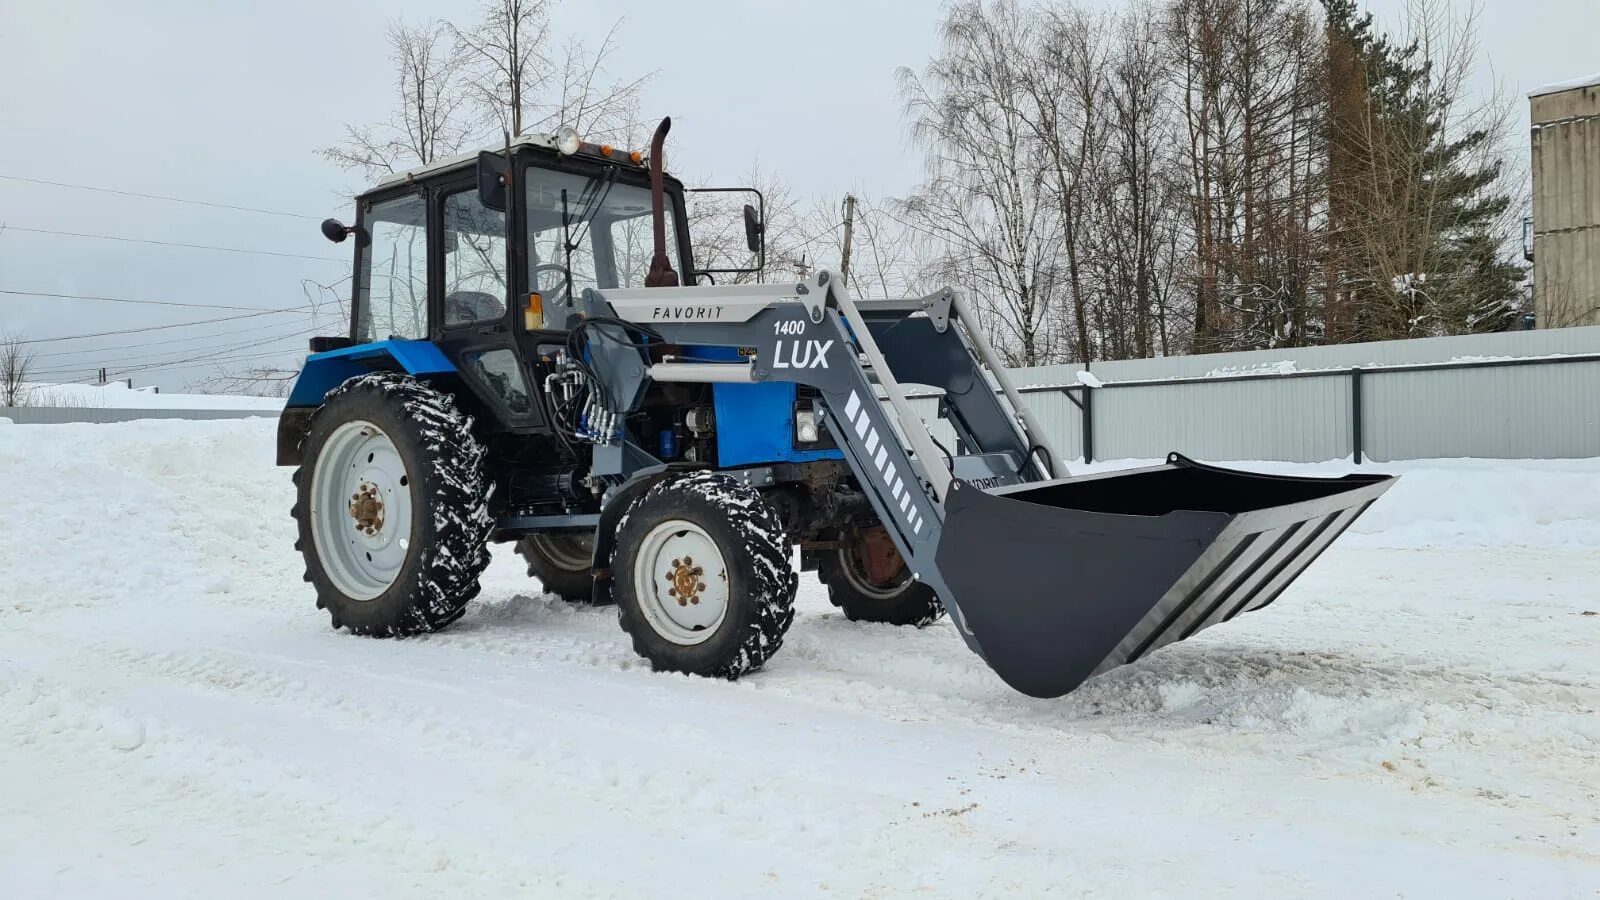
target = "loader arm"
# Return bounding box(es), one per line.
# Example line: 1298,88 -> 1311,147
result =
584,272 -> 1396,697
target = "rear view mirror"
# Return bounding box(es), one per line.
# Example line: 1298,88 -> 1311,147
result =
686,186 -> 766,281
476,151 -> 509,211
743,203 -> 764,254
320,218 -> 350,243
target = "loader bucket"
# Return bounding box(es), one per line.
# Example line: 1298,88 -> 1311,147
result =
934,454 -> 1396,698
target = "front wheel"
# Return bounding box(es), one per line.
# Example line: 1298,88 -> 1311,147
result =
612,471 -> 797,679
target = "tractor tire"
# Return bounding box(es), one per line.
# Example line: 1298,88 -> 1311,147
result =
516,532 -> 601,603
612,471 -> 797,679
292,372 -> 493,636
819,526 -> 945,627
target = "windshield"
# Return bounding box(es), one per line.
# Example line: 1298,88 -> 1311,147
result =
525,167 -> 680,299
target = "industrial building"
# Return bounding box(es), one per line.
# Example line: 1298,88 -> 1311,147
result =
1530,73 -> 1600,327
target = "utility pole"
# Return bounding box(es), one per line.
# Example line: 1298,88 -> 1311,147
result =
98,367 -> 107,385
839,194 -> 857,290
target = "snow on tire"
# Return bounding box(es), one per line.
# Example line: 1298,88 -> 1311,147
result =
612,471 -> 797,679
292,372 -> 493,636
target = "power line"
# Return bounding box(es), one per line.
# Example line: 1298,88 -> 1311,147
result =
2,225 -> 345,263
29,314 -> 330,361
0,287 -> 311,313
112,343 -> 316,377
19,308 -> 308,345
0,174 -> 321,220
30,330 -> 319,380
28,323 -> 322,373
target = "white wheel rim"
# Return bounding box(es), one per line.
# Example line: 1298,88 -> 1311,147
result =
632,520 -> 730,645
310,420 -> 414,601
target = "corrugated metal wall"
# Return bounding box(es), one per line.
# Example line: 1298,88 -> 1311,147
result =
1363,361 -> 1600,461
1091,375 -> 1350,463
962,327 -> 1600,463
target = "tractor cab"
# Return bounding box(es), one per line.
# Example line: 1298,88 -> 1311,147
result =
301,125 -> 763,440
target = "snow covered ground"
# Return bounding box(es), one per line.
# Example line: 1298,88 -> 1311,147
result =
1,418 -> 1596,898
14,381 -> 284,411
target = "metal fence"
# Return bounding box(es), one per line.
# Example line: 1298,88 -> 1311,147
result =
910,325 -> 1600,463
8,325 -> 1600,463
0,407 -> 274,425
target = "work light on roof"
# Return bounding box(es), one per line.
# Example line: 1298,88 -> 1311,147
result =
555,127 -> 581,156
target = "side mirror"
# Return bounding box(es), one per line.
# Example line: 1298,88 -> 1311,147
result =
477,150 -> 509,211
743,203 -> 764,254
320,218 -> 350,244
686,186 -> 766,281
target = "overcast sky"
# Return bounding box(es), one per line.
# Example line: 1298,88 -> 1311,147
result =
0,0 -> 1592,392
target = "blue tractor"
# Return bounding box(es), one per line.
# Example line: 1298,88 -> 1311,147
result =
280,119 -> 1394,697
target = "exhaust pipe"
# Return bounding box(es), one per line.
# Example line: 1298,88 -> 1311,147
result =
644,117 -> 679,288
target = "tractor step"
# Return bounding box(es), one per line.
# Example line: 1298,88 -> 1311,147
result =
934,454 -> 1395,698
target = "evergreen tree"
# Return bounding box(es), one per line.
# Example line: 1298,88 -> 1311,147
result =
1321,0 -> 1522,340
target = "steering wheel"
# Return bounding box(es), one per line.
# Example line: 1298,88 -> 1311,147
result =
532,263 -> 571,296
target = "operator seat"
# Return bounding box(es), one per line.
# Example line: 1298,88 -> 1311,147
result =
444,291 -> 506,327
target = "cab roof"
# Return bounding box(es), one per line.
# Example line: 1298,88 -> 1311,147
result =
372,131 -> 662,191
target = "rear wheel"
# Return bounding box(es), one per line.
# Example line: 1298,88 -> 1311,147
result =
292,373 -> 492,636
613,471 -> 797,679
820,526 -> 945,627
516,532 -> 599,603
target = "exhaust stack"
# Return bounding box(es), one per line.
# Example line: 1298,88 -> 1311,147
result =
644,117 -> 679,288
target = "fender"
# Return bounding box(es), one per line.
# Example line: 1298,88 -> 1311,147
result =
276,340 -> 457,466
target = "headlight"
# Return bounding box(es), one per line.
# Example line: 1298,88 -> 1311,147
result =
555,127 -> 581,156
795,409 -> 819,444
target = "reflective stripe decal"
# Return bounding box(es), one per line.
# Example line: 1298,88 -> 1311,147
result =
854,409 -> 871,439
865,429 -> 879,454
899,493 -> 911,513
844,391 -> 861,420
874,447 -> 888,471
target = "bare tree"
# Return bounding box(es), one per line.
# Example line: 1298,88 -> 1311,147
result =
449,0 -> 650,141
1090,1 -> 1190,357
685,162 -> 809,284
191,367 -> 301,399
329,3 -> 651,180
898,0 -> 1066,367
1,332 -> 34,407
325,20 -> 471,176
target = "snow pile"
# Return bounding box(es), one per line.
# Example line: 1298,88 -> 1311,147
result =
1083,456 -> 1600,550
2,419 -> 1597,897
15,381 -> 284,410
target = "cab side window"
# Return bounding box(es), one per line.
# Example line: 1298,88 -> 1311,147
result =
442,189 -> 509,327
357,193 -> 429,341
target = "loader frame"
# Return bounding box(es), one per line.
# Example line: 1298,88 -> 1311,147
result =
577,270 -> 1394,696
576,269 -> 1064,646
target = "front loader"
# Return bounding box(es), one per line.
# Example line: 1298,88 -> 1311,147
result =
279,117 -> 1394,698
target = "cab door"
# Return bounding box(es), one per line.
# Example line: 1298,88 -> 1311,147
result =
431,176 -> 545,431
